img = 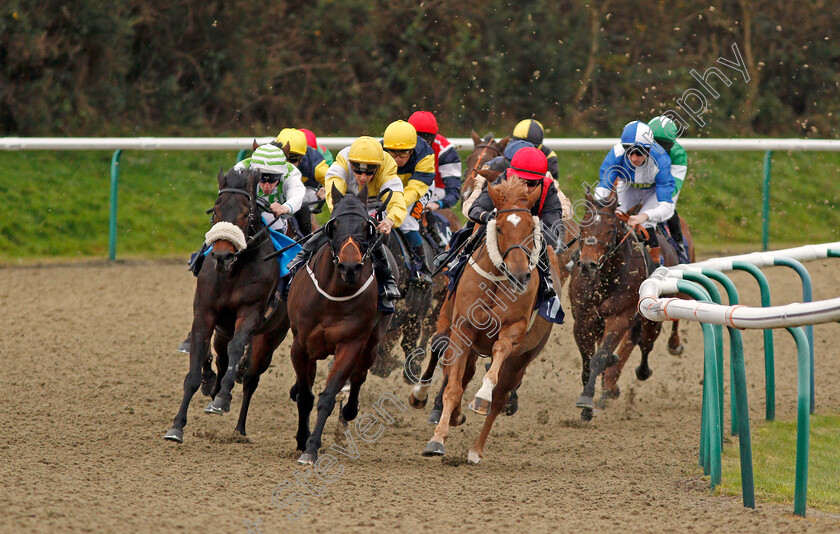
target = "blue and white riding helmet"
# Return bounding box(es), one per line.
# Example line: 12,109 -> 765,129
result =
619,121 -> 655,158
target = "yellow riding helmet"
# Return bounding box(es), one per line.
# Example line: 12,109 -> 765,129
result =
383,120 -> 417,151
275,128 -> 307,156
512,119 -> 545,148
348,136 -> 384,166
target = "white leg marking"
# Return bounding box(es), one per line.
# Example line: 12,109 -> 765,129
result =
475,375 -> 495,401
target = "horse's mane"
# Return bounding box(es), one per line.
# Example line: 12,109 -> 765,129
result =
223,168 -> 254,190
495,177 -> 530,207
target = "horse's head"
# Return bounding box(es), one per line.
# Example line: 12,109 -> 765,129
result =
206,167 -> 260,273
461,131 -> 510,203
578,187 -> 621,278
323,184 -> 376,286
486,176 -> 542,293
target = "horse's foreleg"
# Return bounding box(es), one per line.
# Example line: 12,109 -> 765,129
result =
468,360 -> 526,464
577,316 -> 630,409
476,321 -> 527,403
424,339 -> 471,457
290,337 -> 314,452
635,319 -> 662,382
668,320 -> 684,355
208,331 -> 228,400
206,310 -> 262,415
234,326 -> 285,437
164,314 -> 215,443
409,331 -> 448,408
300,341 -> 365,465
602,332 -> 636,401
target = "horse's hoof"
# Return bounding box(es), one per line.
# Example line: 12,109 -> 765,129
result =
581,407 -> 594,422
204,396 -> 230,414
502,391 -> 519,416
200,378 -> 215,397
341,401 -> 358,423
163,428 -> 183,443
467,450 -> 482,464
668,343 -> 685,356
428,409 -> 442,424
635,365 -> 653,381
177,340 -> 190,354
576,395 -> 594,409
606,385 -> 621,399
422,441 -> 445,457
298,452 -> 317,465
204,402 -> 224,415
469,397 -> 490,415
452,413 -> 467,426
595,395 -> 607,410
409,393 -> 428,409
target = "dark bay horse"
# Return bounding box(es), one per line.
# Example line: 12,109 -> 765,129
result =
419,178 -> 561,463
165,168 -> 290,442
569,190 -> 694,421
460,131 -> 509,204
287,185 -> 393,465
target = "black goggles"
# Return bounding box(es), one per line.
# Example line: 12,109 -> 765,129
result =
260,173 -> 281,184
385,148 -> 412,158
287,154 -> 303,164
625,146 -> 649,158
351,164 -> 378,176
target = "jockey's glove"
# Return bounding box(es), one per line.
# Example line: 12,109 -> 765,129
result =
478,209 -> 496,224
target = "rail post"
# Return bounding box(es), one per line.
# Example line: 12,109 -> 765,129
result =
108,149 -> 122,261
761,150 -> 773,251
786,326 -> 811,517
773,257 -> 814,413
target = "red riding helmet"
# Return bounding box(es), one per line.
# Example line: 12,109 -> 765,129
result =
407,111 -> 439,135
299,128 -> 318,149
508,147 -> 548,181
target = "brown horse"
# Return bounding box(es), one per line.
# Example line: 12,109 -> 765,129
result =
460,131 -> 509,204
569,190 -> 694,421
287,184 -> 393,465
165,168 -> 290,443
419,178 -> 560,463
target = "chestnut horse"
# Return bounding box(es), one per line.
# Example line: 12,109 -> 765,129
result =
287,185 -> 393,465
165,168 -> 290,442
420,178 -> 560,463
569,190 -> 694,421
460,131 -> 509,204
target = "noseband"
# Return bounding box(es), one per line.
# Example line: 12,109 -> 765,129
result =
580,210 -> 636,269
207,187 -> 266,265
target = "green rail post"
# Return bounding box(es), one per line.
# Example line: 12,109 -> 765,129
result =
108,149 -> 123,261
731,261 -> 775,421
786,326 -> 811,517
698,268 -> 754,508
774,257 -> 814,414
761,150 -> 773,251
673,280 -> 721,488
680,271 -> 725,446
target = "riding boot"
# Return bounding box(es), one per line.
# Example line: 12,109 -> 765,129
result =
666,212 -> 689,264
411,244 -> 433,285
371,242 -> 401,301
286,232 -> 328,275
294,204 -> 312,237
188,242 -> 211,277
537,247 -> 556,303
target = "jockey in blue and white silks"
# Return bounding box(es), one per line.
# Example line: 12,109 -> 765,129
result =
594,120 -> 674,264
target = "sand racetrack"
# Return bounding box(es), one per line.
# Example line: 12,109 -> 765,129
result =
1,259 -> 839,533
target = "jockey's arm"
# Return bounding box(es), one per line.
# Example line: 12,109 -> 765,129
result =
462,174 -> 487,218
375,157 -> 408,227
467,187 -> 495,224
640,151 -> 676,224
435,146 -> 462,209
437,175 -> 462,209
324,157 -> 350,211
402,153 -> 435,207
594,145 -> 627,202
552,178 -> 573,221
280,167 -> 306,214
539,183 -> 564,249
546,149 -> 560,180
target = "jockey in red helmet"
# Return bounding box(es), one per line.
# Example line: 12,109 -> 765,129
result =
407,111 -> 463,214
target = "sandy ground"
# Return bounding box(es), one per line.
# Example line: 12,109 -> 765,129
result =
1,259 -> 838,533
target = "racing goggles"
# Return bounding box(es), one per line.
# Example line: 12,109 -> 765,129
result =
385,148 -> 412,158
287,154 -> 304,164
351,163 -> 378,176
623,144 -> 650,158
260,172 -> 282,184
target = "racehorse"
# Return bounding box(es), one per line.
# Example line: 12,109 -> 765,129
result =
569,189 -> 694,421
165,168 -> 290,442
418,177 -> 560,463
287,184 -> 393,465
460,131 -> 509,204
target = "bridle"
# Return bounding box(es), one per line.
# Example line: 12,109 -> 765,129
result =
470,207 -> 542,290
580,209 -> 640,269
209,187 -> 270,264
465,142 -> 503,180
494,208 -> 540,263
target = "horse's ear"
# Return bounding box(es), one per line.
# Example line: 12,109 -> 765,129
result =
584,184 -> 593,202
217,166 -> 226,190
477,169 -> 501,182
280,142 -> 291,158
331,183 -> 344,204
487,182 -> 502,209
498,136 -> 511,151
471,130 -> 481,146
356,184 -> 369,203
252,139 -> 259,151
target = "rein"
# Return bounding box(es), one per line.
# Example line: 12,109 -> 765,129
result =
466,142 -> 503,179
581,210 -> 645,269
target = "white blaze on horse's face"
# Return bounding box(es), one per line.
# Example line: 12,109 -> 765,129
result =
594,214 -> 601,223
506,213 -> 522,227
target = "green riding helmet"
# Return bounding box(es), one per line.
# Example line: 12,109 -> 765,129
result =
648,116 -> 679,152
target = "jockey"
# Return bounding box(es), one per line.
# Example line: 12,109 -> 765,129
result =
275,128 -> 329,236
300,127 -> 335,167
187,142 -> 304,276
407,111 -> 462,212
467,147 -> 565,302
512,119 -> 559,179
595,120 -> 675,265
648,115 -> 690,263
286,136 -> 404,304
382,119 -> 436,284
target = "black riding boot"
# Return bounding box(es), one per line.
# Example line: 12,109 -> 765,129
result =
536,247 -> 556,302
411,244 -> 433,285
371,241 -> 401,301
293,204 -> 312,237
286,232 -> 328,275
666,210 -> 689,263
188,242 -> 211,277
